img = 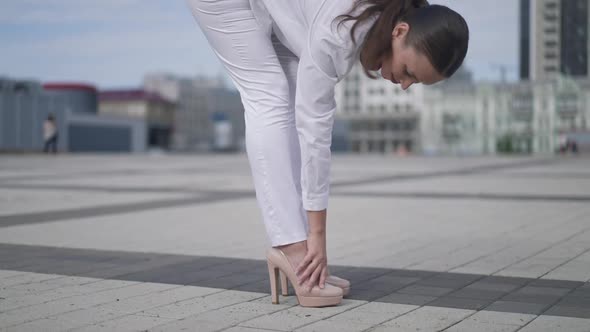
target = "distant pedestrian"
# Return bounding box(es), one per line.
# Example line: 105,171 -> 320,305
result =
558,133 -> 568,154
43,114 -> 58,154
571,139 -> 579,154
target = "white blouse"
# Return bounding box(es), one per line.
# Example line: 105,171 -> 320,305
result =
250,0 -> 376,211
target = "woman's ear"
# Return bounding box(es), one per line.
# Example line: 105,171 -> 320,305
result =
392,22 -> 410,40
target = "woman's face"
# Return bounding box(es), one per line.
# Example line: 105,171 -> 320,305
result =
377,22 -> 445,90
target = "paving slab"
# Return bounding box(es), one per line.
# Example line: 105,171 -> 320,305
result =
0,154 -> 589,331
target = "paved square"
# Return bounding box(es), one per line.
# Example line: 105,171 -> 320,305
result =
0,154 -> 589,331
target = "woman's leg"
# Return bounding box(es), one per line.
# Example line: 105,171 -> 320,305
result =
271,34 -> 310,236
186,0 -> 307,247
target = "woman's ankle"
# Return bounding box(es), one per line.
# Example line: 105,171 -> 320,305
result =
276,240 -> 306,251
276,240 -> 307,267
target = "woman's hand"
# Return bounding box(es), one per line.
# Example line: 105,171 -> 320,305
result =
295,231 -> 328,292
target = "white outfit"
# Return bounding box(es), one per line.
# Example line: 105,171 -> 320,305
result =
186,0 -> 374,246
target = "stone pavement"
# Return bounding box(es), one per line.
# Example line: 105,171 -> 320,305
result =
0,153 -> 589,331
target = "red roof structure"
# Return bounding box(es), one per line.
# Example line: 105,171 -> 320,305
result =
98,89 -> 173,104
43,83 -> 97,93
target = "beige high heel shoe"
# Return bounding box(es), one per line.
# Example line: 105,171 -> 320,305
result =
266,247 -> 343,307
280,271 -> 350,296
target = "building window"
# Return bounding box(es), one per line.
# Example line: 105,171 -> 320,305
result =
545,40 -> 558,48
544,14 -> 558,21
544,27 -> 558,34
545,52 -> 558,59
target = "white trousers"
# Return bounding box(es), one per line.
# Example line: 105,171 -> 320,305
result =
187,0 -> 326,247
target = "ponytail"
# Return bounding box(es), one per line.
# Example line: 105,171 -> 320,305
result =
336,0 -> 468,80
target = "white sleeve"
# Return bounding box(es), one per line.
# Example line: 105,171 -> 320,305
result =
295,42 -> 339,211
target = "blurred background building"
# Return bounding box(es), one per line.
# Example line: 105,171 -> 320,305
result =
144,73 -> 245,152
99,89 -> 175,151
520,0 -> 589,80
0,77 -> 146,153
0,73 -> 246,154
334,65 -> 423,154
336,65 -> 590,156
2,0 -> 589,156
334,0 -> 590,155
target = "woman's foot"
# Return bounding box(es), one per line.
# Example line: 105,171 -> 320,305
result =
276,240 -> 307,275
279,268 -> 351,297
267,247 -> 342,307
325,274 -> 351,296
276,241 -> 350,296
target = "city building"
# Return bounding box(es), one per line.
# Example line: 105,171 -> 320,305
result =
423,75 -> 590,155
335,64 -> 590,156
0,77 -> 146,153
520,0 -> 590,80
335,64 -> 424,154
99,89 -> 175,150
143,73 -> 245,152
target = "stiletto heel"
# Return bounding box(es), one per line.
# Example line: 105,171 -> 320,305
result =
266,247 -> 342,307
280,271 -> 289,296
267,260 -> 280,304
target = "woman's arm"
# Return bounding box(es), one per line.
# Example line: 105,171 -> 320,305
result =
293,40 -> 339,290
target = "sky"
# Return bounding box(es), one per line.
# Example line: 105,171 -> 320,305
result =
0,0 -> 519,90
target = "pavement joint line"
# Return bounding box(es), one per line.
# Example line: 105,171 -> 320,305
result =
2,191 -> 588,229
532,282 -> 590,323
486,212 -> 590,277
2,276 -> 145,311
1,155 -> 589,328
339,210 -> 568,269
270,301 -> 372,332
365,301 -> 441,331
111,257 -> 261,285
0,193 -> 251,228
438,308 -> 484,332
3,283 -> 233,329
0,183 -> 202,194
2,243 -> 588,318
401,237 -> 513,271
0,253 -> 146,289
134,292 -> 273,331
485,172 -> 590,179
1,283 -> 182,328
437,207 -> 590,277
371,206 -> 538,269
441,211 -> 590,275
537,245 -> 590,281
479,283 -> 547,318
513,312 -> 553,332
0,157 -> 558,195
334,191 -> 590,202
0,166 -> 227,184
330,158 -> 559,188
1,278 -> 149,315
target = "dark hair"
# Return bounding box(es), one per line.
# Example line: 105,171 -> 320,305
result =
336,0 -> 469,79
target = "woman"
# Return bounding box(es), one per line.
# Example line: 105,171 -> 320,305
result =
186,0 -> 469,307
